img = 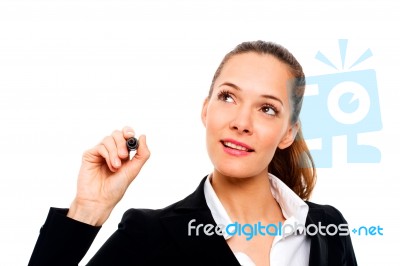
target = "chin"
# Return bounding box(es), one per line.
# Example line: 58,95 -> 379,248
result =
214,164 -> 263,180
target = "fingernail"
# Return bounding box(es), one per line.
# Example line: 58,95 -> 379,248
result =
114,158 -> 121,167
126,131 -> 134,137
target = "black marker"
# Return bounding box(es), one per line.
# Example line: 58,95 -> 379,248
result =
126,137 -> 139,151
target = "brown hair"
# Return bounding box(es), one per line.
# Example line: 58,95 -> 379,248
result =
208,40 -> 316,200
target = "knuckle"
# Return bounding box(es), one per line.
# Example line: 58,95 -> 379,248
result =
111,130 -> 121,137
123,126 -> 133,132
101,136 -> 111,144
81,151 -> 90,161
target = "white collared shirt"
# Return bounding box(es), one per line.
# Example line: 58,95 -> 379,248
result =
204,173 -> 311,266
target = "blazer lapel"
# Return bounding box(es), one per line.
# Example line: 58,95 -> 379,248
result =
160,176 -> 241,265
305,202 -> 328,266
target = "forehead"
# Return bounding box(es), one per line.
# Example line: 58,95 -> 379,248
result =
218,52 -> 293,87
214,52 -> 293,103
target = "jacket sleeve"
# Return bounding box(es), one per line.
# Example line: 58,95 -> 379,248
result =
28,208 -> 101,266
85,208 -> 154,266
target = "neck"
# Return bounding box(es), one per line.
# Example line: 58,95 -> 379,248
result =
210,170 -> 284,224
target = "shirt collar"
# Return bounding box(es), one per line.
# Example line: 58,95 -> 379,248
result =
203,173 -> 309,239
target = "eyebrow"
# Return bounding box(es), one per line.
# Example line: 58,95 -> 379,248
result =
219,82 -> 284,106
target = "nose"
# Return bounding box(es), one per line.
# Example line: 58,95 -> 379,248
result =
229,107 -> 253,135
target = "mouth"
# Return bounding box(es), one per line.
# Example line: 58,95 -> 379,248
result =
220,139 -> 255,152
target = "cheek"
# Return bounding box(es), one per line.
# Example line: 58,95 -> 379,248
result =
254,122 -> 286,149
205,103 -> 228,132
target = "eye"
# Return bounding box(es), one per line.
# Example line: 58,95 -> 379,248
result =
261,104 -> 278,116
217,90 -> 235,103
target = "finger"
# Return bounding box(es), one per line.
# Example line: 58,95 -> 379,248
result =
134,135 -> 151,163
102,136 -> 121,169
111,130 -> 129,159
122,126 -> 135,140
97,144 -> 118,172
124,135 -> 150,183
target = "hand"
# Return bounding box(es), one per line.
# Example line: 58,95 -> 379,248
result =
67,126 -> 150,226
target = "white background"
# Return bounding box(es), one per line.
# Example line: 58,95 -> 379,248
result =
0,0 -> 399,265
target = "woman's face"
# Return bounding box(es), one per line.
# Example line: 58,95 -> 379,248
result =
202,52 -> 298,179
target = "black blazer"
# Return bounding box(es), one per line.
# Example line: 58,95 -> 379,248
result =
29,176 -> 357,266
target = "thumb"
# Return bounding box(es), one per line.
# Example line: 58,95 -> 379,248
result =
124,135 -> 150,183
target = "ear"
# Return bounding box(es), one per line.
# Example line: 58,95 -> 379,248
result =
278,121 -> 299,149
201,98 -> 209,127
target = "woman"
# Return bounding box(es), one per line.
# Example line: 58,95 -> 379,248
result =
28,41 -> 357,266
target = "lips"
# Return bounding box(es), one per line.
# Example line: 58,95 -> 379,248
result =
220,139 -> 254,152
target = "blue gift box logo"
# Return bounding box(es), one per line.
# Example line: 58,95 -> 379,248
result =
300,39 -> 382,168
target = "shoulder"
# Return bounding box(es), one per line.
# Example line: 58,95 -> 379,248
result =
305,201 -> 349,225
305,202 -> 358,265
